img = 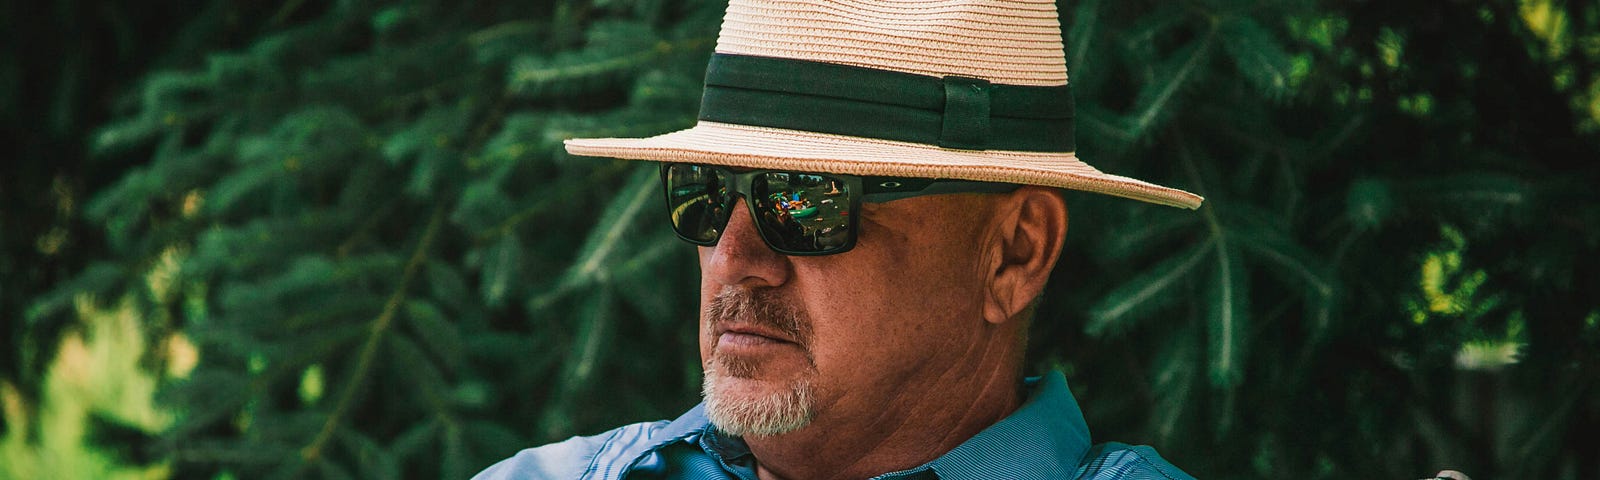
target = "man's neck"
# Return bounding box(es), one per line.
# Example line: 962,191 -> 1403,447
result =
741,362 -> 1024,480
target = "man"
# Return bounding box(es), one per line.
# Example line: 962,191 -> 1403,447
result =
477,0 -> 1203,478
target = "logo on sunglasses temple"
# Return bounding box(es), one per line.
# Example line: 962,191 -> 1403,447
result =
878,181 -> 902,188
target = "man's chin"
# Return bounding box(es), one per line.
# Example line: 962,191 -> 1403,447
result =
702,365 -> 816,437
708,374 -> 791,400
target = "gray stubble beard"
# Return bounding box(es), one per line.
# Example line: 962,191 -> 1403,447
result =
700,286 -> 818,437
702,360 -> 816,437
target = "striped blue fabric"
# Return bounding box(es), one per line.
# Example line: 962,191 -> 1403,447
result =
474,372 -> 1193,480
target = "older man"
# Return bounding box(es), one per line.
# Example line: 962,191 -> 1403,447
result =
477,0 -> 1202,478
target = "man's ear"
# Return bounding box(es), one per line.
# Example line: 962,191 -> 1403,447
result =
983,186 -> 1067,325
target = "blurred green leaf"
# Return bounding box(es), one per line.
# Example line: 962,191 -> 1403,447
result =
1346,178 -> 1394,230
1219,17 -> 1295,99
1149,324 -> 1200,443
442,424 -> 471,480
1087,240 -> 1212,337
336,429 -> 399,480
540,284 -> 616,438
506,21 -> 673,97
404,299 -> 467,374
389,419 -> 440,459
478,234 -> 522,309
1127,32 -> 1212,139
425,260 -> 473,314
530,165 -> 659,311
1205,239 -> 1250,389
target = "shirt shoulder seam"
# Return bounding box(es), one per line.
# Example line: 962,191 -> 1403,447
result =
579,427 -> 630,480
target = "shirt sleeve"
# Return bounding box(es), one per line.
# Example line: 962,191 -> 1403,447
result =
472,430 -> 620,480
473,421 -> 671,480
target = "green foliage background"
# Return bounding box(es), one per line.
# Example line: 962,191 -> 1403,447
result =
3,0 -> 1598,479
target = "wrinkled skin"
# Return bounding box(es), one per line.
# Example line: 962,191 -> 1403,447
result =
697,186 -> 1069,480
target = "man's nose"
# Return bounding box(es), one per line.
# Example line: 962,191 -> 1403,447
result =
701,198 -> 791,288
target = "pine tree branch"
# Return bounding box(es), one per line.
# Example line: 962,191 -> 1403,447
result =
270,0 -> 309,27
335,200 -> 399,259
509,37 -> 713,89
380,75 -> 477,114
1130,26 -> 1215,138
468,21 -> 543,46
1177,136 -> 1249,388
475,160 -> 632,243
295,207 -> 445,471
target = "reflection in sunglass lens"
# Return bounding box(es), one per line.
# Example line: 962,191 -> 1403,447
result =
751,172 -> 852,253
665,164 -> 733,243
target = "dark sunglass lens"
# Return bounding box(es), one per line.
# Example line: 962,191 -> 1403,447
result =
665,164 -> 733,243
751,172 -> 852,253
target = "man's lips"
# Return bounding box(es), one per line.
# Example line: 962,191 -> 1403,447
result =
715,325 -> 798,346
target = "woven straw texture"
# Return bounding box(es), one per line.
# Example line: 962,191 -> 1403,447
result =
563,0 -> 1204,209
717,0 -> 1068,86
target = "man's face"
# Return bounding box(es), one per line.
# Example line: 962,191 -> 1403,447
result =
698,193 -> 1000,437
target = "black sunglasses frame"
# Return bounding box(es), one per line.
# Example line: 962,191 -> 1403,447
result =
659,163 -> 1020,256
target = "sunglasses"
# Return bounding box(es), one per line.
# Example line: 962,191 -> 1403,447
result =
661,163 -> 1020,256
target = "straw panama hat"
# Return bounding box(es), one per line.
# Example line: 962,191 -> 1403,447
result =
563,0 -> 1204,209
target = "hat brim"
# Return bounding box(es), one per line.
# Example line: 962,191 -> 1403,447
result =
564,121 -> 1203,209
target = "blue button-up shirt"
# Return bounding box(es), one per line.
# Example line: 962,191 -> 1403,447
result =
475,372 -> 1192,479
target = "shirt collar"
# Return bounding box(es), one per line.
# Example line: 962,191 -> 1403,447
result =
670,371 -> 1093,480
660,403 -> 715,443
921,371 -> 1093,479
